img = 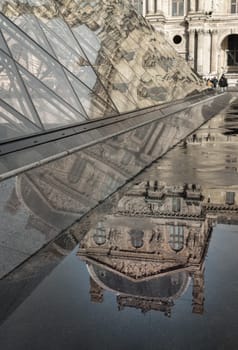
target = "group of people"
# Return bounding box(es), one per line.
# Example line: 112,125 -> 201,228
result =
206,74 -> 228,92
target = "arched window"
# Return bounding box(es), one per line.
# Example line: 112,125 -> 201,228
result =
169,225 -> 184,251
172,0 -> 184,16
231,0 -> 238,13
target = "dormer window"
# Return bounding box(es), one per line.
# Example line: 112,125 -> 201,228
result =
172,0 -> 184,16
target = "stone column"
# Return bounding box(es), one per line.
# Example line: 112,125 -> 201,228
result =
203,30 -> 212,75
189,0 -> 196,11
89,277 -> 104,303
143,0 -> 147,16
188,29 -> 196,68
148,0 -> 155,13
156,0 -> 163,12
211,30 -> 218,74
197,29 -> 204,75
198,0 -> 204,11
192,268 -> 205,315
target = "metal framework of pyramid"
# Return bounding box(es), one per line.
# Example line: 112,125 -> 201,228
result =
0,0 -> 203,144
0,10 -> 118,143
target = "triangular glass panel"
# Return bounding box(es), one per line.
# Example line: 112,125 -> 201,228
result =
18,65 -> 87,129
1,15 -> 85,115
89,64 -> 138,111
38,19 -> 98,87
0,51 -> 42,128
114,70 -> 139,104
32,16 -> 117,112
0,101 -> 40,142
75,64 -> 117,111
66,70 -> 116,119
11,14 -> 55,56
38,17 -> 86,58
0,29 -> 10,54
72,23 -> 119,89
88,38 -> 140,111
87,49 -> 114,89
37,18 -> 115,110
99,68 -> 138,112
72,24 -> 102,66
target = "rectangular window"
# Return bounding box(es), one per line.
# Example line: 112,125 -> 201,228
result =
172,0 -> 184,16
179,1 -> 184,15
155,0 -> 157,13
133,0 -> 143,14
226,192 -> 235,205
172,2 -> 177,16
195,0 -> 199,11
172,197 -> 181,212
231,0 -> 238,13
146,0 -> 149,13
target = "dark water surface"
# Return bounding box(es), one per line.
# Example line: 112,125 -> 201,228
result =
1,226 -> 238,350
1,112 -> 238,349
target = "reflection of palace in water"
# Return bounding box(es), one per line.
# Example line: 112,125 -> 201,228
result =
78,181 -> 216,316
5,117 -> 187,238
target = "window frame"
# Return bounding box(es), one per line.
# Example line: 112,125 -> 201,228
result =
231,0 -> 238,14
172,0 -> 184,16
169,225 -> 184,252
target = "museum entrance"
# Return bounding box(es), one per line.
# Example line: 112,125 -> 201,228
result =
222,34 -> 238,72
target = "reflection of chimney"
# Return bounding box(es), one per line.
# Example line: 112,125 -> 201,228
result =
89,277 -> 104,303
192,267 -> 205,314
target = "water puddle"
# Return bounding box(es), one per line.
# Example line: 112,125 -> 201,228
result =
1,111 -> 238,349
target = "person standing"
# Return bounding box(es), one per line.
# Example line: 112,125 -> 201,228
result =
211,76 -> 218,89
218,74 -> 228,92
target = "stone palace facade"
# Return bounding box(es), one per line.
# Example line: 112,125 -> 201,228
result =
137,0 -> 238,81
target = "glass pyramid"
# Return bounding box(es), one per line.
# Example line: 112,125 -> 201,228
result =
0,7 -> 118,143
0,0 -> 203,144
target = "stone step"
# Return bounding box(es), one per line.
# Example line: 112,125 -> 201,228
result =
224,73 -> 238,87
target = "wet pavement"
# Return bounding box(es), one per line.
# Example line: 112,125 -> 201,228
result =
1,106 -> 238,349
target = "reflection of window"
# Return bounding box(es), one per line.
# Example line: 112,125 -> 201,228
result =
129,229 -> 144,248
169,226 -> 184,251
172,197 -> 181,212
172,0 -> 184,16
231,0 -> 238,13
93,223 -> 106,245
226,192 -> 235,205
